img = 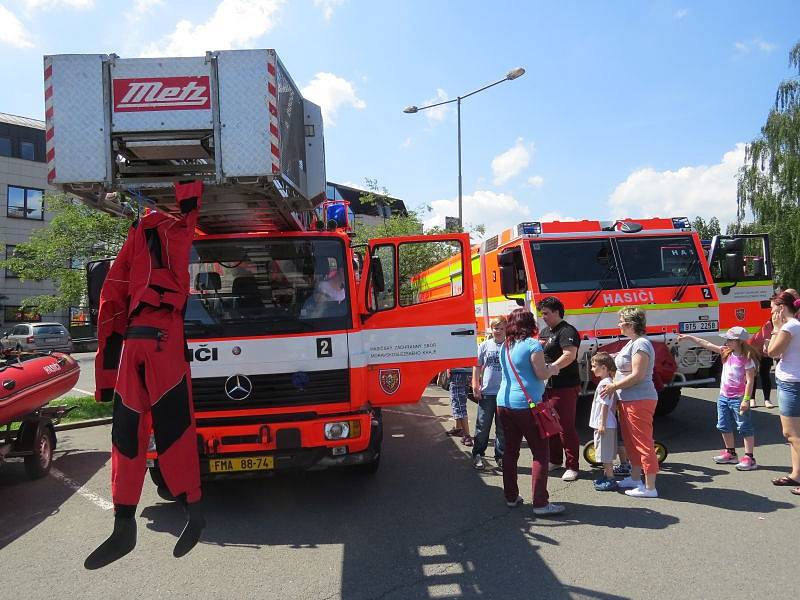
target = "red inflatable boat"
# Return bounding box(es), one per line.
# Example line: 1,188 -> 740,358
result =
0,353 -> 80,424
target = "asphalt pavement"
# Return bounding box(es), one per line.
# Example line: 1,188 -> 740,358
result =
0,384 -> 795,600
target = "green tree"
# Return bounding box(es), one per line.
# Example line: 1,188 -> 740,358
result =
737,41 -> 800,288
0,194 -> 132,314
691,216 -> 721,240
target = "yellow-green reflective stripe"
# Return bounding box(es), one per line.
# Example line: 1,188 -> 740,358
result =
473,297 -> 719,312
715,280 -> 773,287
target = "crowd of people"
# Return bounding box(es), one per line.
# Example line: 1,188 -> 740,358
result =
445,289 -> 800,511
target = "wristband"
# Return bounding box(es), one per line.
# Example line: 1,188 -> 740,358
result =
743,395 -> 750,402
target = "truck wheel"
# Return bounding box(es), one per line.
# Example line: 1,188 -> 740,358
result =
149,466 -> 176,501
353,411 -> 382,475
24,426 -> 55,479
655,387 -> 681,416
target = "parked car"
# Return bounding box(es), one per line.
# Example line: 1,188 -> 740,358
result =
1,322 -> 73,354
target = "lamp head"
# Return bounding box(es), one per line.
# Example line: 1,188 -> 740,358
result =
403,106 -> 419,114
506,67 -> 526,80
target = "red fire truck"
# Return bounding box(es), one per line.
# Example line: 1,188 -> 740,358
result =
415,218 -> 773,415
45,50 -> 477,482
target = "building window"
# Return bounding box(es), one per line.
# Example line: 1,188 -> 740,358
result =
4,245 -> 17,279
7,186 -> 44,220
19,141 -> 35,161
0,137 -> 11,157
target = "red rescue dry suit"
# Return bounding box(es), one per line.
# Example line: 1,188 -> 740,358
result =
95,181 -> 202,506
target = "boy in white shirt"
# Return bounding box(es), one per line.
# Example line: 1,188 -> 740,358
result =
590,352 -> 619,491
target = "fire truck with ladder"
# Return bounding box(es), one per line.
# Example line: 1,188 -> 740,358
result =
415,218 -> 773,416
44,50 -> 477,484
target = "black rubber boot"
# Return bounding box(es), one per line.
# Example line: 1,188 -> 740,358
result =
84,505 -> 137,570
173,499 -> 205,558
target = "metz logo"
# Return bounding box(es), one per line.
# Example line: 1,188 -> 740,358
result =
113,76 -> 211,112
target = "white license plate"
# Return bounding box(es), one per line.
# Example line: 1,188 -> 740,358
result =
679,320 -> 719,333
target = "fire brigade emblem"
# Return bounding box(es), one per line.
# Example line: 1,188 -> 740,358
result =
736,308 -> 746,321
379,369 -> 401,395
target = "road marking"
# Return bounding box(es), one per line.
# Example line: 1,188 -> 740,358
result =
71,387 -> 94,396
383,409 -> 449,421
50,467 -> 113,511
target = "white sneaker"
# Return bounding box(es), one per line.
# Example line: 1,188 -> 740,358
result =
618,476 -> 641,489
548,462 -> 563,472
506,495 -> 524,507
561,469 -> 579,482
625,485 -> 658,498
533,503 -> 566,516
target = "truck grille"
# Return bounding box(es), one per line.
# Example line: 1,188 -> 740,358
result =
191,369 -> 349,411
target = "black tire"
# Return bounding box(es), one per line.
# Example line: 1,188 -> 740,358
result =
353,411 -> 382,475
656,387 -> 681,416
24,426 -> 55,479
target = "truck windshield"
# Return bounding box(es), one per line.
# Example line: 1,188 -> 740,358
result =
185,237 -> 351,338
616,235 -> 705,288
530,239 -> 622,293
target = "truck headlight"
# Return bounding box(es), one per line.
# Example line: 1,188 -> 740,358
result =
325,422 -> 350,440
324,420 -> 361,440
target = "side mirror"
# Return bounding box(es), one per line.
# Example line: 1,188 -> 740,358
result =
724,252 -> 745,282
370,256 -> 385,294
498,247 -> 525,296
86,258 -> 113,326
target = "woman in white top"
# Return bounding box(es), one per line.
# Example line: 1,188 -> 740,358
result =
765,292 -> 800,495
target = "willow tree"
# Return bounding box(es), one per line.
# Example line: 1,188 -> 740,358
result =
737,41 -> 800,288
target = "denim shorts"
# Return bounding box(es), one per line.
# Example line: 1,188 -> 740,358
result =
776,379 -> 800,418
717,394 -> 754,437
449,371 -> 469,420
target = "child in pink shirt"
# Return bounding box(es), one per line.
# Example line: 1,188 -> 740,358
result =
679,327 -> 758,470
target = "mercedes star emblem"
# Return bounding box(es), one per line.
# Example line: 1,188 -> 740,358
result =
224,374 -> 253,401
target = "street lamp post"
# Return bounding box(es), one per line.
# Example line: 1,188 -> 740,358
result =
404,67 -> 525,229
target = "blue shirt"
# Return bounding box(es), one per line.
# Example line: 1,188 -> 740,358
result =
477,338 -> 503,394
497,338 -> 546,409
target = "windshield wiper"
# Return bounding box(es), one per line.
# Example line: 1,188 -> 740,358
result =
671,257 -> 700,302
585,265 -> 617,307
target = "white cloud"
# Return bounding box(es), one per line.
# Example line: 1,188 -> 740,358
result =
539,212 -> 578,222
22,0 -> 92,9
125,0 -> 162,22
734,38 -> 776,54
492,138 -> 533,185
301,72 -> 366,126
419,88 -> 450,124
674,8 -> 688,19
141,0 -> 284,57
313,0 -> 345,21
527,175 -> 544,188
0,4 -> 33,48
608,143 -> 745,227
423,190 -> 531,238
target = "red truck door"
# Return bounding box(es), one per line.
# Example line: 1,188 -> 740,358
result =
356,233 -> 476,407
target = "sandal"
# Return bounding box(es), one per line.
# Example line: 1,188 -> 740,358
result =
462,435 -> 474,447
749,399 -> 757,409
791,488 -> 800,496
445,427 -> 464,437
764,400 -> 776,409
772,476 -> 800,486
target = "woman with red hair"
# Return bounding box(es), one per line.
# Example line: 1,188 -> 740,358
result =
497,308 -> 564,515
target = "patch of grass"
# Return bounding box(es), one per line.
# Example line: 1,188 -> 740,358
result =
49,395 -> 112,422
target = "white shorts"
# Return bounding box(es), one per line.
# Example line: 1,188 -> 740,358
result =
593,428 -> 618,464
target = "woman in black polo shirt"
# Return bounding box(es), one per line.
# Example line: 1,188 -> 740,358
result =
537,296 -> 582,481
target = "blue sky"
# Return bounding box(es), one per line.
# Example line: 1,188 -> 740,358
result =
1,0 -> 797,235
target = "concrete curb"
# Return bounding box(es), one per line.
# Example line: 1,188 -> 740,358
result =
55,417 -> 112,431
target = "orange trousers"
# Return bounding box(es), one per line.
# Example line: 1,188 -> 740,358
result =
618,399 -> 659,475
